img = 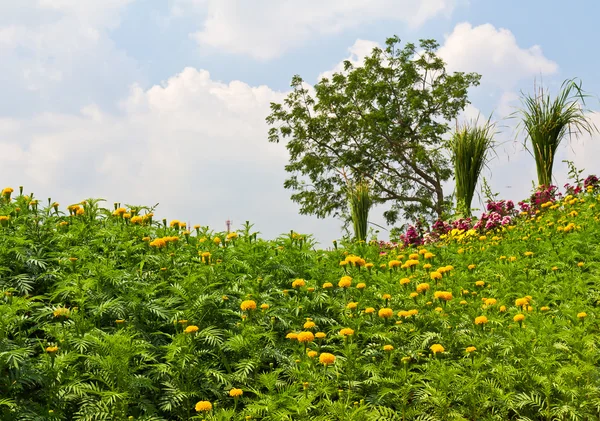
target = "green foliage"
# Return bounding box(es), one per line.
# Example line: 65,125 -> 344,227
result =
0,187 -> 600,420
347,179 -> 373,242
515,78 -> 597,187
267,36 -> 481,224
450,118 -> 496,216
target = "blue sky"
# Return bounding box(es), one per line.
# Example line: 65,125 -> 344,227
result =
1,0 -> 599,244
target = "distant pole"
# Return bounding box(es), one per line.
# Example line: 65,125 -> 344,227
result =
226,219 -> 231,233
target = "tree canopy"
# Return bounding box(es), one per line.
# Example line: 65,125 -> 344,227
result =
267,36 -> 481,225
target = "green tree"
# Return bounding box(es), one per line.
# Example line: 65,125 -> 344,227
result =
266,36 -> 481,224
450,117 -> 496,217
516,78 -> 597,187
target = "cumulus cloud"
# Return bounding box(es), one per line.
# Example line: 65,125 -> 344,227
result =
438,23 -> 558,91
179,0 -> 457,60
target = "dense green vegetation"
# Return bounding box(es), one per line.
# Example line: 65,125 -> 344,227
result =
0,185 -> 599,420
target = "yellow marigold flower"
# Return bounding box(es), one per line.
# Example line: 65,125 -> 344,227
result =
297,331 -> 315,343
339,328 -> 355,336
578,262 -> 584,267
551,266 -> 558,271
307,287 -> 315,292
292,279 -> 306,288
383,344 -> 394,352
240,300 -> 257,311
184,325 -> 199,334
424,252 -> 435,259
213,237 -> 221,245
46,346 -> 58,353
513,314 -> 525,322
115,319 -> 125,324
346,302 -> 358,310
356,282 -> 366,289
409,292 -> 419,298
364,307 -> 375,314
178,320 -> 188,324
338,276 -> 352,288
319,352 -> 336,365
388,260 -> 402,268
397,310 -> 409,317
378,308 -> 393,318
286,332 -> 298,340
226,232 -> 238,241
229,388 -> 243,397
407,309 -> 418,316
339,260 -> 348,266
315,332 -> 326,339
474,316 -> 488,325
307,350 -> 318,358
195,401 -> 212,412
468,264 -> 476,270
466,346 -> 476,353
382,293 -> 391,300
460,300 -> 467,305
322,282 -> 333,289
430,344 -> 444,354
509,256 -> 517,262
435,307 -> 443,312
577,312 -> 587,319
416,283 -> 430,293
409,253 -> 419,260
400,278 -> 411,285
405,259 -> 419,267
499,305 -> 506,312
303,321 -> 316,329
53,307 -> 70,318
524,251 -> 534,257
485,298 -> 497,306
149,238 -> 166,248
475,280 -> 485,287
365,263 -> 374,269
515,298 -> 528,307
423,263 -> 432,270
430,271 -> 442,281
1,187 -> 14,196
434,291 -> 453,301
75,208 -> 84,215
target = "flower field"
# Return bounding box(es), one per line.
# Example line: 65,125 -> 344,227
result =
1,187 -> 599,420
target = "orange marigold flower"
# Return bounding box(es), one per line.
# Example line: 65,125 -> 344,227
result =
297,331 -> 315,343
319,352 -> 336,365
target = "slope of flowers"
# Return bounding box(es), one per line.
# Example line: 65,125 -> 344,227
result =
0,187 -> 599,420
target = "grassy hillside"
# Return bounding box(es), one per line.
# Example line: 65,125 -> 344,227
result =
0,187 -> 599,420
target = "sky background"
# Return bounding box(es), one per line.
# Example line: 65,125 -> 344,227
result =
1,0 -> 600,245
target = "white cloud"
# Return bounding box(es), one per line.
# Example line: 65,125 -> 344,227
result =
0,67 -> 344,242
0,1 -> 138,113
438,23 -> 558,91
180,0 -> 457,60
